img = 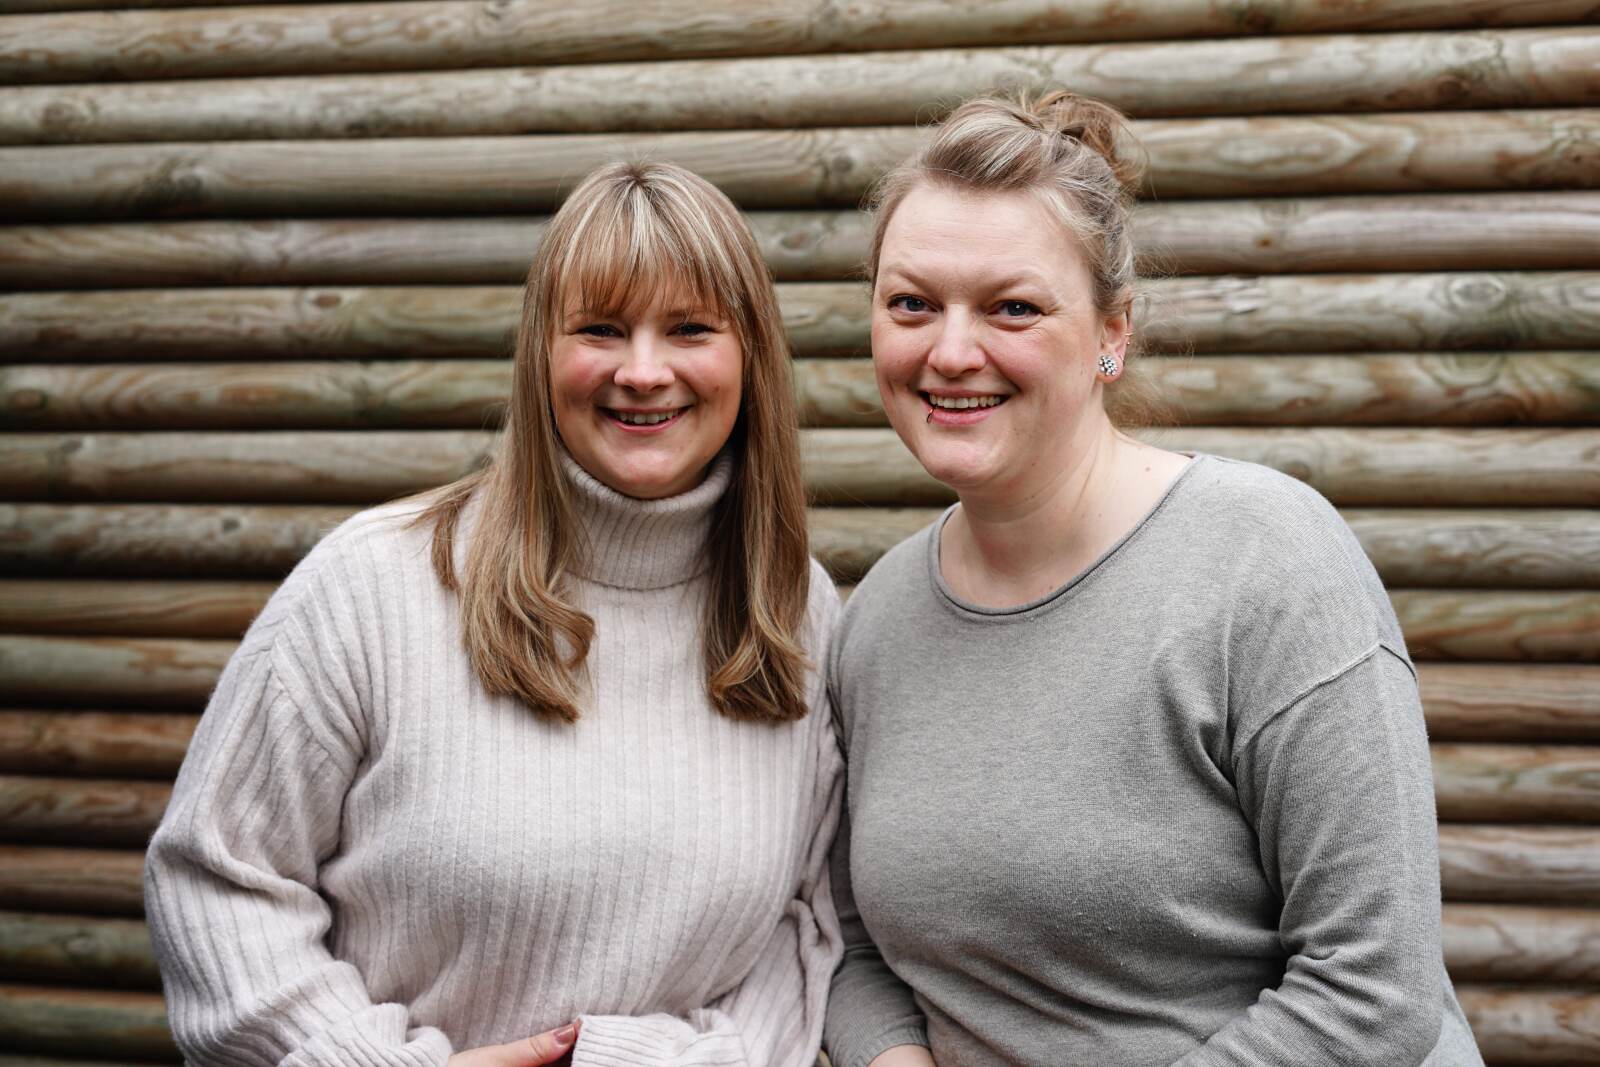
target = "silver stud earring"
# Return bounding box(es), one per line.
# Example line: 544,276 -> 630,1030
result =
1097,353 -> 1121,378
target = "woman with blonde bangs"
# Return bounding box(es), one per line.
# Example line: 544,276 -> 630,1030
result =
146,161 -> 844,1067
822,93 -> 1482,1067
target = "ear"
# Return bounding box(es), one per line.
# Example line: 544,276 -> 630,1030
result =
1099,304 -> 1131,362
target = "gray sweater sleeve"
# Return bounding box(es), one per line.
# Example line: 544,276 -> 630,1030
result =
1172,645 -> 1450,1067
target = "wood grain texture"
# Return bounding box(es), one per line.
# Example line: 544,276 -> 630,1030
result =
2,111 -> 1596,220
1391,590 -> 1600,662
1432,744 -> 1600,822
0,711 -> 195,777
0,984 -> 173,1060
0,502 -> 353,578
0,1054 -> 174,1067
1443,905 -> 1600,985
7,272 -> 1600,362
3,427 -> 1598,507
1439,825 -> 1600,904
0,635 -> 233,707
0,580 -> 272,636
1457,985 -> 1600,1065
6,29 -> 1598,143
10,353 -> 1598,431
0,847 -> 145,915
1420,664 -> 1600,742
0,776 -> 170,847
8,504 -> 1594,588
0,911 -> 155,989
6,0 -> 1594,83
9,194 -> 1599,289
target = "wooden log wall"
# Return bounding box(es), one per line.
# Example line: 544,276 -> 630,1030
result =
1,2 -> 1598,1063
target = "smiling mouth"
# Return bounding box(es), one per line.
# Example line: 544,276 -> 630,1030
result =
922,392 -> 1007,411
605,406 -> 689,427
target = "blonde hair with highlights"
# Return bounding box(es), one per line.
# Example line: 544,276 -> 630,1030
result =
417,161 -> 812,725
869,90 -> 1166,426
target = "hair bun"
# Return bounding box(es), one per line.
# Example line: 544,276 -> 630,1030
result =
1029,90 -> 1144,192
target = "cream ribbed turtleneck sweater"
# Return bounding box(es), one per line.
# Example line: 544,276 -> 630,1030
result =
145,452 -> 845,1067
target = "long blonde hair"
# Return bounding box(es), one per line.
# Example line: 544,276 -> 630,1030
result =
417,161 -> 812,725
868,91 -> 1166,426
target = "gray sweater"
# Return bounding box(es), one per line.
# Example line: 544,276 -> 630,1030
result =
823,455 -> 1482,1067
145,452 -> 845,1067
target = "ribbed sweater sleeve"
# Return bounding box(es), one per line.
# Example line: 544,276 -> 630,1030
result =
572,576 -> 847,1067
1171,646 -> 1452,1067
144,535 -> 452,1067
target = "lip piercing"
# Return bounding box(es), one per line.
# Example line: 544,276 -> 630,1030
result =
927,409 -> 935,423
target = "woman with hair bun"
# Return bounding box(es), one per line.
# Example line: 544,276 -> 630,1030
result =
823,93 -> 1482,1067
145,160 -> 844,1067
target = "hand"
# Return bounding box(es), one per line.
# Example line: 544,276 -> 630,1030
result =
447,1021 -> 580,1066
867,1046 -> 935,1067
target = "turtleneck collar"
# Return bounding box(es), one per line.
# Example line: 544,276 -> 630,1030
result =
560,447 -> 735,591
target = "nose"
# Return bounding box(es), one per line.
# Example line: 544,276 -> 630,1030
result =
613,333 -> 676,392
925,308 -> 987,379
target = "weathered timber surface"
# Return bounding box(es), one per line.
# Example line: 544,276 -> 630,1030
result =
1391,590 -> 1600,662
3,427 -> 1597,507
6,0 -> 1594,83
0,635 -> 233,707
0,1055 -> 173,1067
1432,744 -> 1600,823
0,580 -> 272,636
9,194 -> 1599,289
0,775 -> 170,847
0,984 -> 174,1060
2,111 -> 1596,220
1420,664 -> 1600,742
9,353 -> 1598,431
0,911 -> 155,989
6,29 -> 1599,143
0,847 -> 144,915
1340,510 -> 1600,589
7,272 -> 1597,361
0,711 -> 195,777
0,502 -> 352,578
1439,825 -> 1600,904
1458,985 -> 1600,1065
1443,905 -> 1600,985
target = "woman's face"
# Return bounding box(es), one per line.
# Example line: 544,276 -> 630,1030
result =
871,184 -> 1128,500
550,287 -> 743,499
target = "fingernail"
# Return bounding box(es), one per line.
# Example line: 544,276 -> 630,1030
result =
554,1024 -> 577,1046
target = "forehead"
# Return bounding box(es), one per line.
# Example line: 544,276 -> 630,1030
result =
878,184 -> 1089,290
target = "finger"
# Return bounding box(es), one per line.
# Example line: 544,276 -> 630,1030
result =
517,1021 -> 580,1065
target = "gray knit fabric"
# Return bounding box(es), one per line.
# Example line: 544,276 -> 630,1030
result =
145,451 -> 845,1067
824,454 -> 1482,1067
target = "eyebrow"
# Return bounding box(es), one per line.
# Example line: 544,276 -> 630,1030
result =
877,263 -> 1054,293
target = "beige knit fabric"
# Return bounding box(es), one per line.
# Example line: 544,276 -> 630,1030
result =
145,451 -> 845,1067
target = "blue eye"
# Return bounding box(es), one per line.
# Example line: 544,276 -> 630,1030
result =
577,323 -> 621,338
998,301 -> 1039,318
889,295 -> 930,313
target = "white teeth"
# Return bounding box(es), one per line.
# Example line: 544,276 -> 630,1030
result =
614,409 -> 680,425
926,394 -> 1004,410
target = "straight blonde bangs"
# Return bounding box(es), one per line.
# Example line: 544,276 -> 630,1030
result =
417,160 -> 813,726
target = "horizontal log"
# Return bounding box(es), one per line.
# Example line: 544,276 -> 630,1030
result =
0,581 -> 272,637
3,427 -> 1597,507
1443,905 -> 1600,985
1392,590 -> 1600,662
7,272 -> 1598,362
3,111 -> 1596,220
1440,825 -> 1600,904
0,1055 -> 175,1067
1432,745 -> 1600,823
0,984 -> 174,1060
1339,510 -> 1600,590
8,353 -> 1600,432
1421,664 -> 1600,742
0,847 -> 145,915
6,0 -> 1594,84
8,194 -> 1599,290
1458,985 -> 1600,1065
0,775 -> 171,847
0,711 -> 195,777
7,902 -> 1595,994
6,29 -> 1599,144
0,911 -> 157,988
0,635 -> 232,707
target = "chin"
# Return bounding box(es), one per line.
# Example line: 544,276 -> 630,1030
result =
909,442 -> 1005,495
